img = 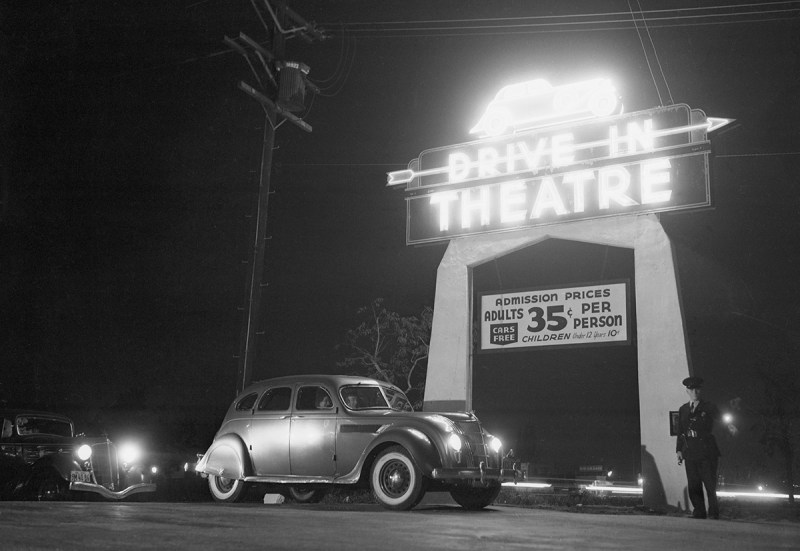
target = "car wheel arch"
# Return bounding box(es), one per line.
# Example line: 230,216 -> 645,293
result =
31,453 -> 79,482
360,429 -> 442,481
197,433 -> 252,479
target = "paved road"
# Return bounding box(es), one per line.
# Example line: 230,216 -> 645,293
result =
1,499 -> 798,550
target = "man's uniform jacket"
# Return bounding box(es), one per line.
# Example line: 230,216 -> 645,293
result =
676,399 -> 721,460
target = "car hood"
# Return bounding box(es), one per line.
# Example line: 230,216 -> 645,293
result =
374,410 -> 479,424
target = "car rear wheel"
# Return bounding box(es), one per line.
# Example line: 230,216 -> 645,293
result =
288,486 -> 327,503
370,445 -> 425,510
449,482 -> 502,510
208,474 -> 248,503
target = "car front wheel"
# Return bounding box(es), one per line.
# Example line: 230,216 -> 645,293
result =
208,474 -> 248,503
370,445 -> 425,510
29,469 -> 70,501
449,482 -> 502,510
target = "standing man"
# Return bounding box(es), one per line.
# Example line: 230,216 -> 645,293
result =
676,376 -> 721,519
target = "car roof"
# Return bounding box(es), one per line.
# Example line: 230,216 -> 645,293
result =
239,374 -> 398,396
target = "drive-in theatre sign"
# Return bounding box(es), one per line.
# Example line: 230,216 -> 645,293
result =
389,94 -> 730,245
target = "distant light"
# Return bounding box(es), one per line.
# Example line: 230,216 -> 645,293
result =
607,470 -> 613,478
758,485 -> 764,491
583,484 -> 642,495
637,476 -> 644,486
723,413 -> 733,423
502,481 -> 552,489
150,466 -> 158,475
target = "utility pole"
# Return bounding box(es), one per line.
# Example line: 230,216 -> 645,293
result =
226,0 -> 325,395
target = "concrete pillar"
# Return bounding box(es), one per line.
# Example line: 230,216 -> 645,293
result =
423,213 -> 690,511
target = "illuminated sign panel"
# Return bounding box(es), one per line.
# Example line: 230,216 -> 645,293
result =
479,282 -> 630,352
391,101 -> 730,246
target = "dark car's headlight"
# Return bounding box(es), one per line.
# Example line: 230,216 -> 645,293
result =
76,444 -> 92,461
119,442 -> 143,466
488,436 -> 503,453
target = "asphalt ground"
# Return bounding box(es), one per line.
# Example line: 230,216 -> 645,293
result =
2,497 -> 800,551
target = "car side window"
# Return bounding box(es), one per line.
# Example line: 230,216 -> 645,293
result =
235,393 -> 258,411
296,386 -> 333,411
257,387 -> 292,411
1,418 -> 12,438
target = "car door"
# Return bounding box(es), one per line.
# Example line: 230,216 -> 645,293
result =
289,385 -> 336,477
249,386 -> 292,476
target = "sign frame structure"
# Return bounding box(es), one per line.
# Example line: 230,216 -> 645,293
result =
391,104 -> 731,246
478,279 -> 632,353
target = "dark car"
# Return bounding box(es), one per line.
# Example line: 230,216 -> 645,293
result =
0,409 -> 157,500
195,375 -> 517,510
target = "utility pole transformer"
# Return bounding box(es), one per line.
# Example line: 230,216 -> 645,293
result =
227,0 -> 325,395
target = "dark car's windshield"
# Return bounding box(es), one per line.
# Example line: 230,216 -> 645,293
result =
340,385 -> 413,412
15,416 -> 73,438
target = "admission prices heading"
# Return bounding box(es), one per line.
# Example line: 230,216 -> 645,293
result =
479,282 -> 630,352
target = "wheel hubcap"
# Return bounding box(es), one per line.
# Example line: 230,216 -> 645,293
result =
381,459 -> 410,497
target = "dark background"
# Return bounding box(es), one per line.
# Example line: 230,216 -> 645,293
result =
2,1 -> 799,483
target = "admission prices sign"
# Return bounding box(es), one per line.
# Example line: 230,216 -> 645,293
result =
390,103 -> 730,245
479,282 -> 630,352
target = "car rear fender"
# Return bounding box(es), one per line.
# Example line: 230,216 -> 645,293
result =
366,427 -> 443,476
195,434 -> 250,479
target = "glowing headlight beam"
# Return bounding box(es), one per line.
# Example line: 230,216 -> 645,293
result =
448,433 -> 462,452
76,444 -> 92,461
119,443 -> 143,465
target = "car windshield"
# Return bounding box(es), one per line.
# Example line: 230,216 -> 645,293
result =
15,415 -> 73,438
340,385 -> 413,412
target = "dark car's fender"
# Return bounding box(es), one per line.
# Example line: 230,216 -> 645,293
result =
30,452 -> 81,481
364,426 -> 444,476
195,433 -> 251,479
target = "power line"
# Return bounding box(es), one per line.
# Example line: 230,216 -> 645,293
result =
331,2 -> 799,28
327,4 -> 799,37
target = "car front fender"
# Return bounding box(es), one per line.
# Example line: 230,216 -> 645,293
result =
31,452 -> 80,481
194,434 -> 250,480
367,427 -> 444,476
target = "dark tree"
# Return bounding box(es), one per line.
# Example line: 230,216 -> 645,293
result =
337,299 -> 432,408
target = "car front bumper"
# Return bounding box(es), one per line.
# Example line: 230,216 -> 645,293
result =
70,481 -> 157,500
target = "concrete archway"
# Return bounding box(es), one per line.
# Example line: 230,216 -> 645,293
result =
423,213 -> 690,511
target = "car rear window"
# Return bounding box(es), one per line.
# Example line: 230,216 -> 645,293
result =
235,393 -> 258,411
257,387 -> 292,411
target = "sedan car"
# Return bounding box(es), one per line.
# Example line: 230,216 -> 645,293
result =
0,409 -> 157,500
195,375 -> 517,510
469,78 -> 620,137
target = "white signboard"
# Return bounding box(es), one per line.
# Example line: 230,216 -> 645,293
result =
479,282 -> 630,352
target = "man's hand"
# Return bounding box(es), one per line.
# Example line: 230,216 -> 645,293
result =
677,451 -> 683,465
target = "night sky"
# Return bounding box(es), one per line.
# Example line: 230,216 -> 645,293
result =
2,2 -> 799,480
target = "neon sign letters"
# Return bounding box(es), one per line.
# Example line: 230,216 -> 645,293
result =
389,80 -> 732,245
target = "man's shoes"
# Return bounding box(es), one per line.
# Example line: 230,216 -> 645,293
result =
690,512 -> 707,519
708,513 -> 719,520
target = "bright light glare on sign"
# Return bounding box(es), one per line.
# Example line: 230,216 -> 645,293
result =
469,78 -> 620,137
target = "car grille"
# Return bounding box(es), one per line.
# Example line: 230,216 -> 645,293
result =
91,441 -> 120,489
454,420 -> 496,467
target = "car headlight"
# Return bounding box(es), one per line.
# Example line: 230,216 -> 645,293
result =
119,442 -> 142,465
489,436 -> 502,453
76,444 -> 92,461
448,433 -> 462,452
